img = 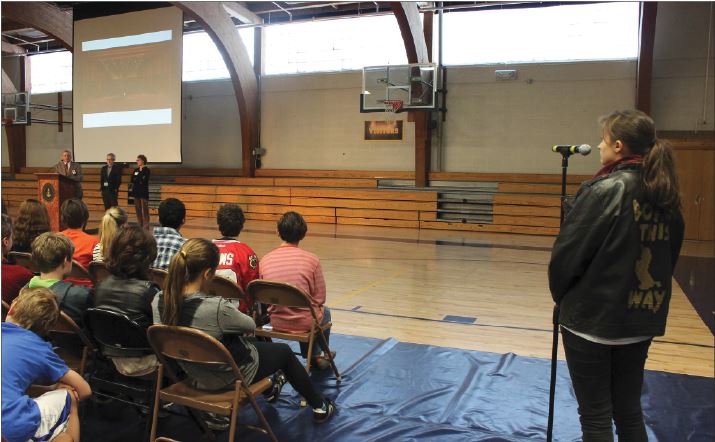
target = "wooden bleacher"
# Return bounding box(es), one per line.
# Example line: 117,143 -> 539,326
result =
1,167 -> 592,236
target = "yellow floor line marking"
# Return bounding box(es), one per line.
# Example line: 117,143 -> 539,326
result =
331,266 -> 410,307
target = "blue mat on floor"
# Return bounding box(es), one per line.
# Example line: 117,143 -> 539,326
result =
94,333 -> 713,441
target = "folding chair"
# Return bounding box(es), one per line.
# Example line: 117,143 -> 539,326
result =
49,311 -> 95,376
149,268 -> 168,289
147,325 -> 277,442
7,251 -> 37,273
208,276 -> 255,316
247,280 -> 341,382
84,308 -> 161,440
88,261 -> 112,285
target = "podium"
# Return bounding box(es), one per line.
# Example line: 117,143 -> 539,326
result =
36,173 -> 76,231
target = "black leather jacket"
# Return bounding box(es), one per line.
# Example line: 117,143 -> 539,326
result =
549,163 -> 684,339
94,275 -> 160,330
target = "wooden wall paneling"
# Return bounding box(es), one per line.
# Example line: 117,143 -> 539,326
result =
290,197 -> 436,211
674,150 -> 703,240
255,169 -> 415,179
273,178 -> 378,188
492,205 -> 561,218
336,208 -> 420,221
337,217 -> 420,229
290,188 -> 438,202
697,150 -> 714,240
492,194 -> 561,207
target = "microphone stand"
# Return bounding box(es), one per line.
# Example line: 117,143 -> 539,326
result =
547,150 -> 572,442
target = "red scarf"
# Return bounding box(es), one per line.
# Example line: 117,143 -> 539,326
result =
594,155 -> 644,178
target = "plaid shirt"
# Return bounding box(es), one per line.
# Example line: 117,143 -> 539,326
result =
152,227 -> 187,270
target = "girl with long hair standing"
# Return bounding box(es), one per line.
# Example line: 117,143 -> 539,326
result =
153,238 -> 335,423
549,110 -> 684,441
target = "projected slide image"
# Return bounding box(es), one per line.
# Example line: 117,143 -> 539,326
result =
73,7 -> 183,163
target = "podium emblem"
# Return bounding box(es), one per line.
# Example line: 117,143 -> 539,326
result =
42,183 -> 55,202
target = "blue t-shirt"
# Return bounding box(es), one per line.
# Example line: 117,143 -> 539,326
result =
1,322 -> 69,442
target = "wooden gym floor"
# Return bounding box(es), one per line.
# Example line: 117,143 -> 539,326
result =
178,217 -> 713,378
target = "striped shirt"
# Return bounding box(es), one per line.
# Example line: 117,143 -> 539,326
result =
152,227 -> 186,270
259,244 -> 326,332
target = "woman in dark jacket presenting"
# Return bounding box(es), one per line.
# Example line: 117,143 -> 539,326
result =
130,154 -> 150,229
549,110 -> 684,441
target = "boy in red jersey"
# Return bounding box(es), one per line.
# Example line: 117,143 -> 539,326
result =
212,204 -> 259,313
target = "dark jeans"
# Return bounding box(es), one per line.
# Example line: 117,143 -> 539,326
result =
251,340 -> 324,408
102,189 -> 118,210
562,328 -> 652,442
300,306 -> 331,358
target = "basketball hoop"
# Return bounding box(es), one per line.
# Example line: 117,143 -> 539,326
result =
384,99 -> 404,114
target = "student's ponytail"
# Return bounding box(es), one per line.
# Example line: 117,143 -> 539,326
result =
641,139 -> 681,215
162,238 -> 220,326
599,110 -> 681,215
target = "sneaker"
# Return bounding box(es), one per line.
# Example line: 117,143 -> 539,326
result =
263,370 -> 287,403
203,412 -> 230,431
311,351 -> 336,371
312,398 -> 335,424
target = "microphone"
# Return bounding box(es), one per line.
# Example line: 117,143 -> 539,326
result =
552,144 -> 591,156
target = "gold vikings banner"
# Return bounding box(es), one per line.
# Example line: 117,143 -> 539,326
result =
364,121 -> 403,141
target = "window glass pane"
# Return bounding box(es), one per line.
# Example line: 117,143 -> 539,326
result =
182,29 -> 254,81
265,15 -> 408,75
29,51 -> 73,93
443,3 -> 639,65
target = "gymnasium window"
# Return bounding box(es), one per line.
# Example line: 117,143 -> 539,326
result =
263,14 -> 408,76
182,29 -> 254,82
442,2 -> 640,65
28,51 -> 73,94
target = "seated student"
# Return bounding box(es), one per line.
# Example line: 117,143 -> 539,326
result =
59,198 -> 98,270
93,206 -> 128,262
212,204 -> 259,313
2,287 -> 92,442
27,232 -> 92,326
11,199 -> 51,253
152,198 -> 187,270
260,211 -> 334,369
152,239 -> 335,423
2,214 -> 33,304
94,225 -> 160,376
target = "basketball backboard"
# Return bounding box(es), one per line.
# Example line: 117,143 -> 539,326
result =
1,92 -> 30,125
360,63 -> 437,113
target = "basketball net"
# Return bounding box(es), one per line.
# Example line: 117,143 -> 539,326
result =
383,99 -> 403,121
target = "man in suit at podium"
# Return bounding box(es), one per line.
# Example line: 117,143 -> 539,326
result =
54,149 -> 83,199
100,153 -> 121,209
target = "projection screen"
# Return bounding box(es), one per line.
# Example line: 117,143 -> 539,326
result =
73,7 -> 183,163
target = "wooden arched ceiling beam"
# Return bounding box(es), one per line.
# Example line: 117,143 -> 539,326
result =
1,2 -> 73,51
174,2 -> 259,177
391,2 -> 431,187
390,1 -> 429,64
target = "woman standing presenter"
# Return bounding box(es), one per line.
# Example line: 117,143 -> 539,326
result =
549,110 -> 684,441
130,154 -> 151,229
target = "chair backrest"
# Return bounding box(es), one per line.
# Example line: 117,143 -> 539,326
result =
84,308 -> 152,358
149,268 -> 167,290
1,300 -> 10,321
147,325 -> 243,381
8,251 -> 37,273
88,261 -> 112,285
67,260 -> 92,282
247,280 -> 313,310
49,311 -> 94,357
208,276 -> 246,300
